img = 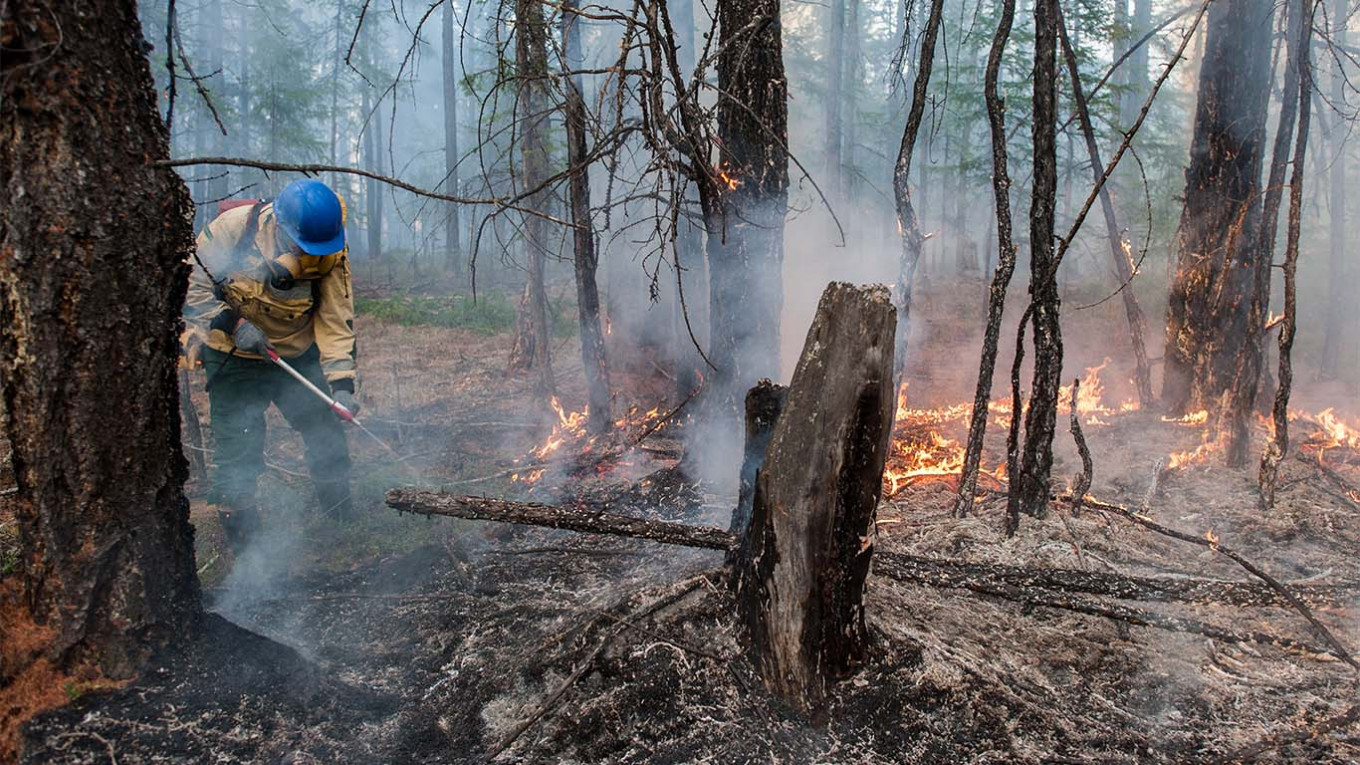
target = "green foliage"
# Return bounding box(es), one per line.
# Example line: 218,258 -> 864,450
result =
356,293 -> 577,338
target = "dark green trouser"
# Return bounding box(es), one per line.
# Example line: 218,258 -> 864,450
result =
203,345 -> 353,538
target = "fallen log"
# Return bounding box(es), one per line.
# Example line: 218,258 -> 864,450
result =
383,490 -> 1357,612
386,490 -> 735,551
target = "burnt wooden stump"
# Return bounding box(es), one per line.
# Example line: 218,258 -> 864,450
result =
735,282 -> 897,715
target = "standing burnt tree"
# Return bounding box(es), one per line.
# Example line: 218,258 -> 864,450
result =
508,0 -> 557,398
890,0 -> 944,381
706,0 -> 789,425
561,0 -> 612,433
442,0 -> 464,273
1009,0 -> 1063,522
1162,0 -> 1276,417
0,0 -> 201,678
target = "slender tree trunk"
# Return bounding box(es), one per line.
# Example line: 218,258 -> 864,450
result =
442,0 -> 464,273
562,0 -> 611,432
1318,0 -> 1349,379
669,0 -> 708,406
202,0 -> 228,214
0,0 -> 201,681
843,0 -> 860,199
329,0 -> 343,190
1009,0 -> 1063,521
370,99 -> 385,261
891,0 -> 945,383
1162,0 -> 1276,416
705,0 -> 788,427
954,0 -> 1018,516
1057,10 -> 1154,407
508,0 -> 556,398
1261,0 -> 1315,505
1226,0 -> 1301,465
825,0 -> 845,196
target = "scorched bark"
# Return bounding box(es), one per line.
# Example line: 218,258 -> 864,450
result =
0,0 -> 202,678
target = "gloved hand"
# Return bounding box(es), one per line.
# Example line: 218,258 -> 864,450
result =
232,319 -> 271,355
332,389 -> 360,417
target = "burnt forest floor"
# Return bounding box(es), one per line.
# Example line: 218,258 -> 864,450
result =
10,276 -> 1360,763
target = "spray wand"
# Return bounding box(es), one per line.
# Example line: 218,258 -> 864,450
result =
264,347 -> 356,422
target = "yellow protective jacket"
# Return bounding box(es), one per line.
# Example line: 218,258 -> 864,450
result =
185,202 -> 358,387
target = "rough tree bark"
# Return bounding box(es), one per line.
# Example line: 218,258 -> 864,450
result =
1057,12 -> 1154,407
1009,0 -> 1063,521
1227,0 -> 1301,466
736,282 -> 896,716
891,0 -> 945,382
705,0 -> 788,426
954,0 -> 1018,516
562,0 -> 612,433
0,0 -> 201,679
1261,0 -> 1315,506
507,0 -> 556,398
1318,0 -> 1349,379
1162,0 -> 1276,416
442,0 -> 464,272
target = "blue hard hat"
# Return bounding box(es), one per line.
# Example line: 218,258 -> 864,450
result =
274,179 -> 346,255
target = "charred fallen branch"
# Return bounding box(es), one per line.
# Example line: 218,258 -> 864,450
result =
877,565 -> 1330,656
383,490 -> 1356,614
1074,494 -> 1360,672
387,490 -> 735,551
874,552 -> 1354,610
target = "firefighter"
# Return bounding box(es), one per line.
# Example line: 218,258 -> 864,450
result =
185,179 -> 360,550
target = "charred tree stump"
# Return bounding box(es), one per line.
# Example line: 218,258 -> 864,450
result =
735,283 -> 897,715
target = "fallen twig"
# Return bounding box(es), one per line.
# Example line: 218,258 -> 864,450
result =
486,546 -> 642,557
1074,494 -> 1360,672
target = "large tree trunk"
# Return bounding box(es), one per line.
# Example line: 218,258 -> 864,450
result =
508,0 -> 556,398
562,0 -> 611,433
0,0 -> 201,680
1162,0 -> 1276,416
735,283 -> 896,716
442,0 -> 464,273
705,0 -> 788,428
1009,0 -> 1064,521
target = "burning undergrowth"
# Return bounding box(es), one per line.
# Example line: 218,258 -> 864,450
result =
16,312 -> 1360,763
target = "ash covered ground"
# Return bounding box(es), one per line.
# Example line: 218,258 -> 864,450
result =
10,277 -> 1360,763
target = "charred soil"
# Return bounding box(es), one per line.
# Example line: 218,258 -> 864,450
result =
10,280 -> 1360,763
